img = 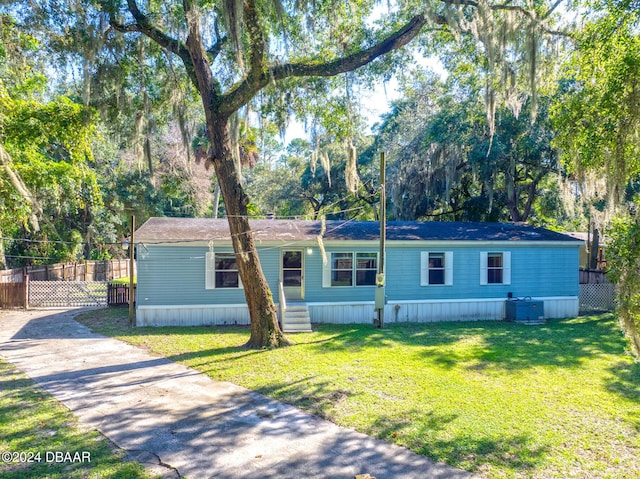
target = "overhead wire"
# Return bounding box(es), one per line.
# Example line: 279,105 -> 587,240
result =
135,215 -> 365,261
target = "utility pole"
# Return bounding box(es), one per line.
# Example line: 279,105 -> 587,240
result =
375,152 -> 386,328
129,214 -> 135,327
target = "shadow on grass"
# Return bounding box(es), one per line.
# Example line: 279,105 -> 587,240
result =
251,376 -> 357,418
368,409 -> 549,474
307,314 -> 626,371
78,310 -> 628,374
605,360 -> 640,431
167,346 -> 263,365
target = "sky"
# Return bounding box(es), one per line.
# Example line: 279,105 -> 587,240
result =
284,55 -> 447,144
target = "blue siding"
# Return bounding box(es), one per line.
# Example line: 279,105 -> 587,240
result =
304,246 -> 379,302
382,245 -> 579,301
137,242 -> 579,307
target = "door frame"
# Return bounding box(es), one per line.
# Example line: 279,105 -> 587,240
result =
281,249 -> 305,301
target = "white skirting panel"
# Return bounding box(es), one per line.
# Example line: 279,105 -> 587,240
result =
386,299 -> 506,323
541,296 -> 579,319
136,304 -> 250,327
307,303 -> 377,324
307,300 -> 505,324
136,296 -> 579,327
308,296 -> 580,324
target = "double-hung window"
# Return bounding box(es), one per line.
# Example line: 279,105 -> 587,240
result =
487,253 -> 503,284
323,252 -> 378,287
355,253 -> 377,286
331,253 -> 353,286
205,252 -> 242,289
420,251 -> 453,286
480,251 -> 511,285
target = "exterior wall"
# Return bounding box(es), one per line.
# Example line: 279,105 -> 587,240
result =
135,241 -> 580,326
381,245 -> 579,300
137,304 -> 250,327
136,296 -> 578,327
135,245 -> 281,307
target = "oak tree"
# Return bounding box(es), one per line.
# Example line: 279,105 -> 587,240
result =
90,0 -> 565,347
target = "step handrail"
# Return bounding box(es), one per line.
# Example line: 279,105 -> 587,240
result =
278,282 -> 287,324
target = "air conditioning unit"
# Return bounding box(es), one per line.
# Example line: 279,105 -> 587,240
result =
505,298 -> 544,322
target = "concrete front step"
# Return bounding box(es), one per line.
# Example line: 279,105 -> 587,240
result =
282,303 -> 312,333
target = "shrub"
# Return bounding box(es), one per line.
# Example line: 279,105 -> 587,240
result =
608,211 -> 640,357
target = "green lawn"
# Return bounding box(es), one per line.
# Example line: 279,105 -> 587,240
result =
77,310 -> 640,479
0,357 -> 154,479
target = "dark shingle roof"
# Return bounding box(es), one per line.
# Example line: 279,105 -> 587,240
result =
135,218 -> 582,243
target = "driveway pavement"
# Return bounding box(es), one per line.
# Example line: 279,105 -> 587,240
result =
0,309 -> 471,479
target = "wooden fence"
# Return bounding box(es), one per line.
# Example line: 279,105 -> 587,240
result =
579,268 -> 610,284
0,282 -> 26,308
0,259 -> 130,283
578,268 -> 616,313
107,284 -> 136,306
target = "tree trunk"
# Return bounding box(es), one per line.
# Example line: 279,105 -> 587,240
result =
589,227 -> 601,270
208,119 -> 290,348
506,157 -> 522,222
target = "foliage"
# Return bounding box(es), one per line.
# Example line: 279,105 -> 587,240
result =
0,87 -> 106,266
552,1 -> 640,355
246,134 -> 379,220
551,7 -> 640,204
607,210 -> 640,356
372,72 -> 559,223
78,309 -> 640,479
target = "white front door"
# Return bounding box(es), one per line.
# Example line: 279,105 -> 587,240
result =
281,250 -> 304,301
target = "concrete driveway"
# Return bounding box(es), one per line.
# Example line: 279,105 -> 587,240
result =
0,309 -> 471,479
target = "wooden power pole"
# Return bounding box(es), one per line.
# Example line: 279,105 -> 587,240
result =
129,214 -> 135,327
375,152 -> 386,328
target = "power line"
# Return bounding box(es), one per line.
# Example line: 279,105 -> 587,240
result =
3,254 -> 58,260
0,237 -> 125,247
137,216 -> 360,258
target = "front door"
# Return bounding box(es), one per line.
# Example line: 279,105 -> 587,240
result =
282,250 -> 304,301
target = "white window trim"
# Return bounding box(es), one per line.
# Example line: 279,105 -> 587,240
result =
322,252 -> 379,288
480,251 -> 511,285
205,251 -> 243,290
420,251 -> 453,286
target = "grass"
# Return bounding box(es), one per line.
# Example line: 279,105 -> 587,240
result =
0,356 -> 154,479
109,276 -> 136,285
77,310 -> 640,479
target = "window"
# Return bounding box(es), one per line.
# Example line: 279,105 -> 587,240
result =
487,253 -> 503,284
206,252 -> 242,289
420,251 -> 453,286
356,253 -> 377,286
282,251 -> 303,287
331,253 -> 353,287
429,253 -> 445,285
323,252 -> 378,287
480,251 -> 511,285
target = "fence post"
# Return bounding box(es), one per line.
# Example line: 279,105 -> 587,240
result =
24,276 -> 29,310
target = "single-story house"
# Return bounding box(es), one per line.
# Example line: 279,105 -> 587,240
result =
133,218 -> 582,328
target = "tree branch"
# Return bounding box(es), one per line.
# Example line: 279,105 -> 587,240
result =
183,0 -> 223,106
207,36 -> 228,61
440,0 -> 571,36
242,0 -> 268,94
109,0 -> 201,88
541,0 -> 565,20
221,13 -> 430,116
118,1 -> 192,64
